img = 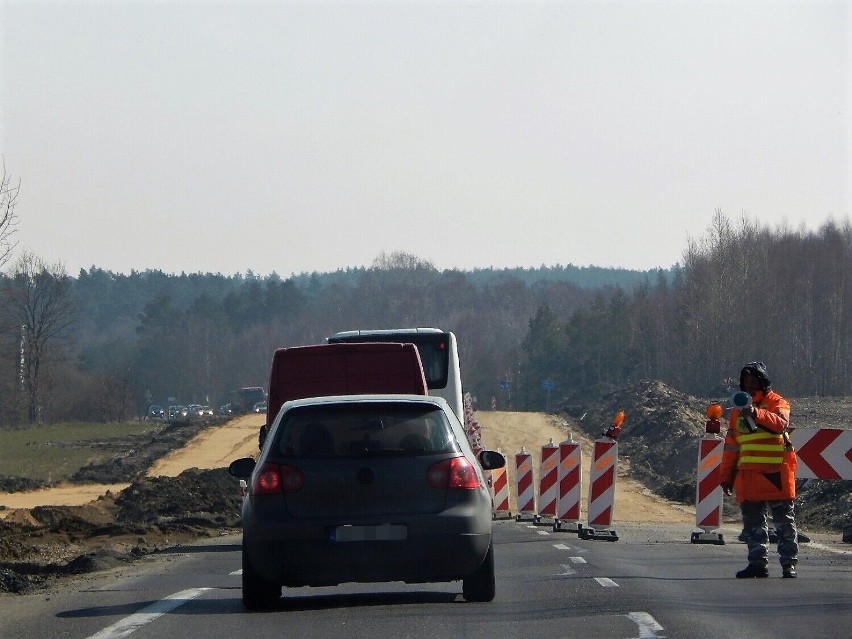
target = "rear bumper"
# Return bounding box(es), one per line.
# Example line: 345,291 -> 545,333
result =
245,531 -> 492,586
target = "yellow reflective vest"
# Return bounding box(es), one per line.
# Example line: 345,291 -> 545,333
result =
719,390 -> 796,503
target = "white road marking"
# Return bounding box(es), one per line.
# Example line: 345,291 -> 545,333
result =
594,577 -> 619,587
553,543 -> 571,550
627,611 -> 666,638
569,556 -> 587,564
557,564 -> 576,576
85,588 -> 211,639
230,569 -> 242,575
536,529 -> 550,535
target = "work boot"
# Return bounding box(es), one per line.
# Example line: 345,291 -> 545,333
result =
782,565 -> 797,578
736,564 -> 768,578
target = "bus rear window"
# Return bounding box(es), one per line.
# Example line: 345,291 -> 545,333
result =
329,331 -> 450,390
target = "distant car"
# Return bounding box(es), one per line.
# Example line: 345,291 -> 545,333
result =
253,401 -> 267,414
228,394 -> 506,609
146,404 -> 165,420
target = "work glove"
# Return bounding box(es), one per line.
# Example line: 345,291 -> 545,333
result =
740,404 -> 756,420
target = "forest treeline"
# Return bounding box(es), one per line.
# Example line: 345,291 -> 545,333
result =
0,211 -> 849,424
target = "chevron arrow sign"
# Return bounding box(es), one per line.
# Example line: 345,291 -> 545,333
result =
789,428 -> 852,480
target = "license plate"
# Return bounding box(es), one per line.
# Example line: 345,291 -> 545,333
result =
331,524 -> 407,542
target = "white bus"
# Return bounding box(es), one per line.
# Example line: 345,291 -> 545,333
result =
327,328 -> 464,422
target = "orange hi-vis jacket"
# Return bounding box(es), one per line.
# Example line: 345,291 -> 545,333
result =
719,389 -> 796,503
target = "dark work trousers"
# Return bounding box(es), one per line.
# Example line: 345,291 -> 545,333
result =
741,500 -> 799,568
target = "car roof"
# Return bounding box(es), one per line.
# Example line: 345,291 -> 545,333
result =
281,393 -> 448,410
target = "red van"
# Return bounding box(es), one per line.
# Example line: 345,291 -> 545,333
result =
260,342 -> 428,448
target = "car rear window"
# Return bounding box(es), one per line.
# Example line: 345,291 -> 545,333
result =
273,403 -> 457,459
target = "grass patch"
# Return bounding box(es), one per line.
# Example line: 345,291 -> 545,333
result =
0,421 -> 168,484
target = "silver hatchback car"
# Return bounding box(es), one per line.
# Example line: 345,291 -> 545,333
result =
228,394 -> 506,609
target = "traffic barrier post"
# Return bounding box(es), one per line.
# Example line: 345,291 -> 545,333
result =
490,448 -> 512,520
553,434 -> 582,533
514,447 -> 536,522
691,403 -> 725,544
534,438 -> 559,525
580,413 -> 623,541
691,404 -> 725,544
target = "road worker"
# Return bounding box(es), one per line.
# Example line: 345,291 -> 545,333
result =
719,362 -> 798,578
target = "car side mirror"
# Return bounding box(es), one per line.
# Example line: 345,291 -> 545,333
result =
228,457 -> 256,478
478,450 -> 506,470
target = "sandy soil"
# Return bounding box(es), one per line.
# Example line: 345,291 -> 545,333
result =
0,410 -> 694,524
0,413 -> 265,512
146,412 -> 264,477
477,411 -> 695,524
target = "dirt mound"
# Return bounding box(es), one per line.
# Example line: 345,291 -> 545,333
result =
115,467 -> 242,526
797,480 -> 852,531
0,476 -> 49,492
0,467 -> 243,594
562,380 -> 707,503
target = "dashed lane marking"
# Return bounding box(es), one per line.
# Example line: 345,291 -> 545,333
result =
627,611 -> 666,638
594,577 -> 619,587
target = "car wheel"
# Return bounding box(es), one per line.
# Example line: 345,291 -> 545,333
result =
242,545 -> 281,610
462,540 -> 495,602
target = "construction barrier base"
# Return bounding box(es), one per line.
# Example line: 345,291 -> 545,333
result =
690,531 -> 725,545
515,513 -> 536,523
579,527 -> 619,542
533,515 -> 555,527
492,511 -> 513,521
552,520 -> 582,534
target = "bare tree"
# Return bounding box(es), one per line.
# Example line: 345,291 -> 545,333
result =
0,159 -> 21,269
371,251 -> 436,271
2,252 -> 75,422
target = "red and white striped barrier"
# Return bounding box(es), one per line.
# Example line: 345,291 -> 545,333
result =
490,449 -> 512,520
514,447 -> 536,521
553,435 -> 582,533
790,428 -> 852,480
463,392 -> 483,456
580,436 -> 618,540
691,435 -> 725,544
535,439 -> 559,523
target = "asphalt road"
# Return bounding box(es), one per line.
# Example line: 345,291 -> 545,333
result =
1,522 -> 850,639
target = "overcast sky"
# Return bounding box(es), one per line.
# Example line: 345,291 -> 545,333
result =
2,1 -> 849,277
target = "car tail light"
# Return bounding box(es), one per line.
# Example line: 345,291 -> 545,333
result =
427,456 -> 481,489
252,463 -> 304,495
